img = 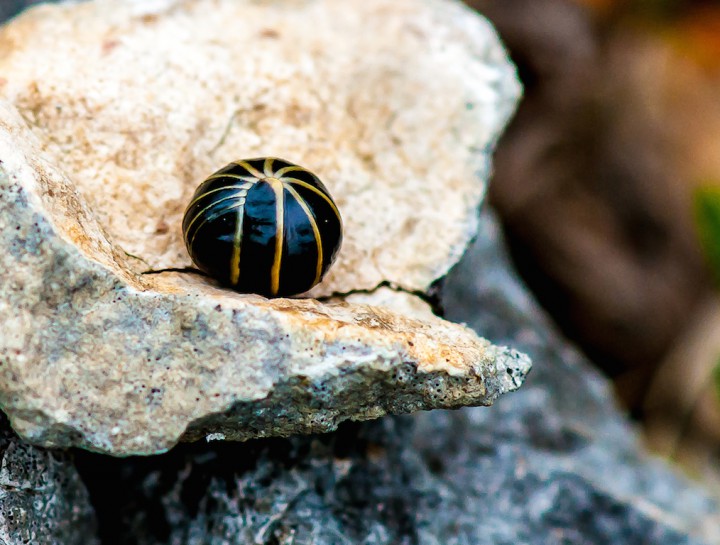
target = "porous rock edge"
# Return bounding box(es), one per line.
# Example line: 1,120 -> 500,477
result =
0,0 -> 527,456
0,422 -> 99,544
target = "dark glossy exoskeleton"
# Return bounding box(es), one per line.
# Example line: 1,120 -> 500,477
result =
182,157 -> 342,297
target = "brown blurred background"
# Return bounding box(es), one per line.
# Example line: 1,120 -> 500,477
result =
464,0 -> 720,490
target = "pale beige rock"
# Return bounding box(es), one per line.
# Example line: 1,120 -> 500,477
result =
0,0 -> 527,456
341,288 -> 439,322
0,0 -> 520,297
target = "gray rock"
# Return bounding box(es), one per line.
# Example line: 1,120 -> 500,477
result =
70,211 -> 720,545
0,417 -> 98,544
0,0 -> 527,456
0,7 -> 99,542
437,210 -> 720,543
0,147 -> 529,455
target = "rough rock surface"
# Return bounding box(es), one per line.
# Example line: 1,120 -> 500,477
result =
72,211 -> 720,545
0,0 -> 526,456
0,0 -> 519,296
0,416 -> 98,544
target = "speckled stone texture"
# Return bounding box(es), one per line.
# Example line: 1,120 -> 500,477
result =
72,212 -> 720,545
0,0 -> 520,296
0,0 -> 527,456
0,416 -> 98,544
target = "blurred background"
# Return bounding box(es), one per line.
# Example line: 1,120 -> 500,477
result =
2,0 -> 720,494
464,0 -> 720,493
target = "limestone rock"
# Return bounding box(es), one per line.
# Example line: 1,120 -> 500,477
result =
0,0 -> 519,297
71,211 -> 720,545
0,417 -> 98,544
0,0 -> 526,455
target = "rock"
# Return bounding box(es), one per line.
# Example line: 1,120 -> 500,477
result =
0,0 -> 526,456
0,416 -> 98,544
439,210 -> 720,544
0,0 -> 519,296
70,210 -> 720,545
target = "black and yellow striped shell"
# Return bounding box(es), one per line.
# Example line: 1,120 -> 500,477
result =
182,157 -> 342,297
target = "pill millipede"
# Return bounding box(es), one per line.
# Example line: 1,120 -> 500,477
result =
182,157 -> 343,297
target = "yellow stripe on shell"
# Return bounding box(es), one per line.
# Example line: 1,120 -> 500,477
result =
204,173 -> 258,183
275,165 -> 305,177
233,160 -> 264,179
280,178 -> 341,225
229,205 -> 244,286
268,178 -> 285,297
264,157 -> 275,178
188,200 -> 245,247
285,184 -> 323,287
185,183 -> 252,211
184,192 -> 246,239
